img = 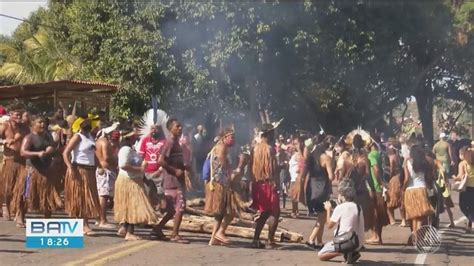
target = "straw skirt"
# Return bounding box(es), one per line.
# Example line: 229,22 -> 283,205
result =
64,165 -> 101,219
205,181 -> 235,218
1,159 -> 24,199
114,175 -> 158,225
404,187 -> 434,220
387,175 -> 403,209
27,166 -> 63,213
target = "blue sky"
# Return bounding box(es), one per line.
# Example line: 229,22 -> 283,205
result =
0,0 -> 48,36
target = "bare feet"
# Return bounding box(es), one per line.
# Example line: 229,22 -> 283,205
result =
98,223 -> 116,229
170,235 -> 189,244
125,233 -> 142,241
214,233 -> 230,244
117,227 -> 126,237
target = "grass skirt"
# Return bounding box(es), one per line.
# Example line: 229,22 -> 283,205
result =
1,158 -> 24,200
50,157 -> 66,193
404,187 -> 434,220
355,191 -> 374,231
205,181 -> 235,218
387,175 -> 403,209
27,166 -> 63,213
64,165 -> 101,218
114,175 -> 158,224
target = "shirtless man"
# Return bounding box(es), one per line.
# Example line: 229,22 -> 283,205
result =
0,104 -> 29,223
95,124 -> 119,228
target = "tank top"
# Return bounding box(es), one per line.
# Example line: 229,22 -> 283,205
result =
210,147 -> 231,186
406,160 -> 426,189
27,133 -> 54,169
71,133 -> 95,166
464,163 -> 474,188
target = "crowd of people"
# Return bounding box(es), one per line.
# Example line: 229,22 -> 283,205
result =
0,102 -> 473,264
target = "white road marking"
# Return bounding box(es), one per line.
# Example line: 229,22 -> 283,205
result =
414,216 -> 467,264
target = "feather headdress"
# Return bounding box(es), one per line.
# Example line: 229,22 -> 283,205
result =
138,108 -> 170,139
345,126 -> 372,146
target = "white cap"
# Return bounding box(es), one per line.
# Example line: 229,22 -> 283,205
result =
439,132 -> 447,139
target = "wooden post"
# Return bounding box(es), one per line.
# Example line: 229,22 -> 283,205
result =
53,88 -> 58,109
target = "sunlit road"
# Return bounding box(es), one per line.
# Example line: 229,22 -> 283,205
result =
0,189 -> 472,266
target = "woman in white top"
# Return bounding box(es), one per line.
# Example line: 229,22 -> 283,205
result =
403,144 -> 434,239
114,129 -> 158,241
288,136 -> 304,218
62,118 -> 101,236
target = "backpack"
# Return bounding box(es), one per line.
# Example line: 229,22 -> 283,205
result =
201,146 -> 216,182
201,155 -> 211,182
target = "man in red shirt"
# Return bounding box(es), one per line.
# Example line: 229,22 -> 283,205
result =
139,124 -> 166,209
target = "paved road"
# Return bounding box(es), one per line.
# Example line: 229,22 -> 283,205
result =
0,190 -> 472,265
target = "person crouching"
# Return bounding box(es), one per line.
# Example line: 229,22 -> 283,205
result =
318,179 -> 365,264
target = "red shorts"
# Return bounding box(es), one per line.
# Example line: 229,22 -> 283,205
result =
251,181 -> 280,216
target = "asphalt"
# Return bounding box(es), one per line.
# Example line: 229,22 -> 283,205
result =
0,189 -> 472,266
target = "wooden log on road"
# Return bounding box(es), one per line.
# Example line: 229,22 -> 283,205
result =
162,215 -> 301,243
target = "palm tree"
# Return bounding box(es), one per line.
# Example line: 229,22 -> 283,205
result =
0,28 -> 80,83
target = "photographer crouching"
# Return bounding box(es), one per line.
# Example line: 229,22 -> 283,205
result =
318,179 -> 365,264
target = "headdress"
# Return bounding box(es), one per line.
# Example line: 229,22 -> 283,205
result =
138,108 -> 169,139
344,126 -> 372,146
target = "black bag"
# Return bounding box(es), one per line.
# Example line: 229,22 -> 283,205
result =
333,204 -> 361,253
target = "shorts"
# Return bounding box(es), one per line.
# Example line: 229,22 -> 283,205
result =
318,241 -> 337,255
165,189 -> 186,214
96,168 -> 116,197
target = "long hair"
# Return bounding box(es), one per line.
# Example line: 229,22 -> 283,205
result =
464,149 -> 474,165
410,145 -> 429,173
252,142 -> 275,182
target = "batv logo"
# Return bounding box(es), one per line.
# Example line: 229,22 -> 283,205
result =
30,221 -> 79,234
26,219 -> 84,249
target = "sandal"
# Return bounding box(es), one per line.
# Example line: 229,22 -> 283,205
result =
170,236 -> 189,244
150,231 -> 170,241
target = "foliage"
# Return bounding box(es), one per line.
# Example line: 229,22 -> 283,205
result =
0,0 -> 472,140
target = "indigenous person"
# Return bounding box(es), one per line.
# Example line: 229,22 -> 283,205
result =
305,140 -> 335,249
21,111 -> 31,125
349,135 -> 375,235
153,118 -> 189,243
288,136 -> 304,218
62,117 -> 101,235
403,145 -> 435,242
139,124 -> 167,209
205,128 -> 236,246
95,124 -> 119,228
453,148 -> 474,233
367,142 -> 389,244
386,143 -> 407,227
19,116 -> 62,221
318,179 -> 364,264
0,104 -> 29,222
114,129 -> 158,240
249,123 -> 280,249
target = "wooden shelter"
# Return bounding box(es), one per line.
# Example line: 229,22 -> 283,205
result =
0,80 -> 119,113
